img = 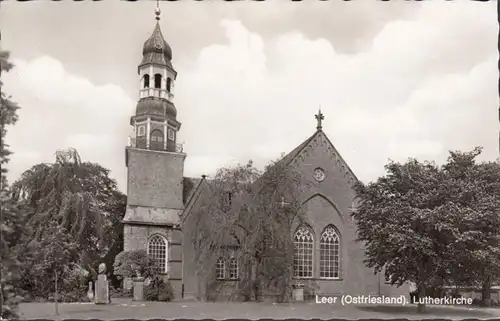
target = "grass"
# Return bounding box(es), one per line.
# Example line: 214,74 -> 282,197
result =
17,298 -> 500,320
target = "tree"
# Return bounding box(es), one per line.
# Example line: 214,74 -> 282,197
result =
193,159 -> 309,302
12,149 -> 124,262
20,223 -> 79,301
0,51 -> 19,188
100,190 -> 127,288
11,148 -> 126,299
0,49 -> 23,318
442,148 -> 500,306
352,148 -> 500,313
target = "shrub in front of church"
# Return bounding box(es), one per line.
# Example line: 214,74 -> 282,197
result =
109,286 -> 133,298
144,277 -> 174,302
113,250 -> 157,279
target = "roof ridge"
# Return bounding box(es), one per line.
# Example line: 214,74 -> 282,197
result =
279,129 -> 358,184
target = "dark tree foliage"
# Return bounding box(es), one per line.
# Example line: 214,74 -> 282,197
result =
11,148 -> 126,300
0,50 -> 24,318
353,147 -> 500,312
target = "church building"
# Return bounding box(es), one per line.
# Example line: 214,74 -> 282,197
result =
122,7 -> 407,301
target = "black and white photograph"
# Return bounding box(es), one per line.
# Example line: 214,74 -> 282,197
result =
0,0 -> 498,319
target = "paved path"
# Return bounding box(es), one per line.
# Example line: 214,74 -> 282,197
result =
17,298 -> 500,320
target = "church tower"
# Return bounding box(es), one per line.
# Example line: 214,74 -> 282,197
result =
133,6 -> 180,151
123,5 -> 185,295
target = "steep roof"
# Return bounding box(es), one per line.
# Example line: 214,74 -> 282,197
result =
183,177 -> 203,206
263,129 -> 359,185
275,131 -> 318,167
180,128 -> 359,223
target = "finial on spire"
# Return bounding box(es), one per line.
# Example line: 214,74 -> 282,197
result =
315,107 -> 324,131
155,0 -> 161,21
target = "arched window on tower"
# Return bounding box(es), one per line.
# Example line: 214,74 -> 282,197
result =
320,225 -> 340,279
293,226 -> 314,278
150,129 -> 164,151
148,234 -> 168,274
166,78 -> 172,92
143,74 -> 150,88
154,74 -> 162,89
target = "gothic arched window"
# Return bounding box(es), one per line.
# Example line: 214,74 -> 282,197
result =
216,257 -> 225,280
143,74 -> 150,88
148,234 -> 168,274
150,129 -> 164,150
293,226 -> 314,278
154,74 -> 162,89
166,78 -> 172,92
229,258 -> 238,280
320,225 -> 340,279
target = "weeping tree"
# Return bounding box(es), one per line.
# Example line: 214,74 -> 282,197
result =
12,149 -> 105,254
193,158 -> 310,302
11,148 -> 126,298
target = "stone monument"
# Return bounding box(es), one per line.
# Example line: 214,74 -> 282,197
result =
292,283 -> 304,301
95,263 -> 110,304
87,281 -> 94,302
133,275 -> 145,301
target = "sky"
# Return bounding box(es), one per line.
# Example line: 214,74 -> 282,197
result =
1,0 -> 498,192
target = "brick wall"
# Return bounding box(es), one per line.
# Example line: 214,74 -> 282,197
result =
126,148 -> 186,209
122,224 -> 184,299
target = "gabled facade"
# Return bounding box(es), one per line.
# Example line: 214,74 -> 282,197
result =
180,112 -> 408,300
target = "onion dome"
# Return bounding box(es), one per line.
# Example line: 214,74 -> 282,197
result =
135,97 -> 177,119
139,7 -> 173,69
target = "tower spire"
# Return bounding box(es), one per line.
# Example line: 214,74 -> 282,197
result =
155,0 -> 161,21
315,107 -> 324,131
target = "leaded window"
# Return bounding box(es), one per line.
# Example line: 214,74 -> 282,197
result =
293,226 -> 314,278
216,257 -> 225,280
320,226 -> 340,278
229,258 -> 238,280
148,235 -> 168,273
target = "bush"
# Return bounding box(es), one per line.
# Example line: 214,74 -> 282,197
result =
113,250 -> 157,279
144,277 -> 174,302
55,287 -> 89,303
158,282 -> 174,302
110,286 -> 132,298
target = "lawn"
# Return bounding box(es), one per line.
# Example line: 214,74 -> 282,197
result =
18,298 -> 500,320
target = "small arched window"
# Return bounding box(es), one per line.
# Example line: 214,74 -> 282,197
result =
167,128 -> 175,141
148,234 -> 168,274
229,258 -> 238,280
166,78 -> 172,92
293,226 -> 314,278
154,74 -> 162,89
143,74 -> 150,88
137,125 -> 146,136
216,257 -> 225,280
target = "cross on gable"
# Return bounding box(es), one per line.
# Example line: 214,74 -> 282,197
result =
315,108 -> 324,130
